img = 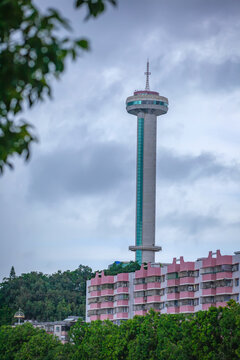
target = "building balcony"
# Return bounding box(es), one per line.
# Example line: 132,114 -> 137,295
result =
179,305 -> 194,313
115,312 -> 129,319
202,288 -> 216,296
116,300 -> 129,306
146,282 -> 161,289
216,286 -> 232,295
100,289 -> 114,296
90,303 -> 100,309
167,293 -> 180,300
134,310 -> 147,316
90,315 -> 100,321
202,303 -> 215,311
117,273 -> 129,282
167,279 -> 180,287
216,272 -> 232,280
167,307 -> 179,314
134,297 -> 146,304
202,274 -> 216,282
179,291 -> 195,299
100,301 -> 114,309
216,301 -> 228,308
146,267 -> 161,277
179,277 -> 195,285
116,287 -> 129,294
134,284 -> 147,291
146,295 -> 162,303
99,314 -> 114,321
90,290 -> 101,297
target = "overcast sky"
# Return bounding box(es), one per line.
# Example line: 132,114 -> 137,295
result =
1,0 -> 240,280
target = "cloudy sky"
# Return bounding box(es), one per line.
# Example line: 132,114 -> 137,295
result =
1,0 -> 240,280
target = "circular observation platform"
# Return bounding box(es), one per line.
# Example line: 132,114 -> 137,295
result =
126,90 -> 168,116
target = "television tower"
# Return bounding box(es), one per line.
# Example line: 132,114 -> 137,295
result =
126,61 -> 168,264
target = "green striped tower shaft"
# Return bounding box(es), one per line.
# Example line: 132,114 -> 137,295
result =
126,64 -> 168,264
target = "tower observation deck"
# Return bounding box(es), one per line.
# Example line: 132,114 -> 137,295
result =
126,61 -> 168,264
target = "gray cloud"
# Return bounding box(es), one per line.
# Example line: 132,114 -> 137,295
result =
158,211 -> 221,235
158,57 -> 240,94
157,148 -> 240,184
29,144 -> 240,205
29,141 -> 134,202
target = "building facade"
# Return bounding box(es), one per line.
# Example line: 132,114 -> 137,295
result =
86,250 -> 240,323
22,316 -> 80,343
126,61 -> 168,264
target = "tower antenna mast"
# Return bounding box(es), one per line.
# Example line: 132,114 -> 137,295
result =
144,59 -> 151,90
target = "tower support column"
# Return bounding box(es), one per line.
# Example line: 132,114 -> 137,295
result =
126,61 -> 168,264
141,113 -> 157,263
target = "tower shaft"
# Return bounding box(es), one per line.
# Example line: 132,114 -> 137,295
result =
126,62 -> 168,264
136,113 -> 157,263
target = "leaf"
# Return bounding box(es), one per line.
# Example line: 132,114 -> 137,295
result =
75,38 -> 89,50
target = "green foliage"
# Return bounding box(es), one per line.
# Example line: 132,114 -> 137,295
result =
0,265 -> 93,324
0,323 -> 68,360
70,319 -> 119,360
9,266 -> 16,280
75,0 -> 117,20
69,302 -> 240,360
93,261 -> 141,277
0,0 -> 117,173
1,302 -> 240,359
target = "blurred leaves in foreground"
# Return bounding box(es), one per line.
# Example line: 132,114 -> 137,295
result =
0,0 -> 117,173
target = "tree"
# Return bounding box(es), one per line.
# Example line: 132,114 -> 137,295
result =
9,266 -> 16,280
0,264 -> 93,325
1,303 -> 240,359
0,0 -> 117,173
0,323 -> 68,360
70,319 -> 119,360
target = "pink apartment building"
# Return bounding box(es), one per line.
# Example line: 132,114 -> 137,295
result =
86,250 -> 240,324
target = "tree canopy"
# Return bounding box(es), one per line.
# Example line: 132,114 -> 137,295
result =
0,0 -> 117,173
91,261 -> 141,278
0,265 -> 93,325
1,302 -> 240,359
70,301 -> 240,360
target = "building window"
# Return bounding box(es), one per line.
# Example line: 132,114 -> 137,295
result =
235,278 -> 239,287
145,302 -> 164,311
167,272 -> 178,280
114,294 -> 129,301
166,286 -> 179,294
201,281 -> 215,289
179,284 -> 199,292
179,270 -> 199,278
215,264 -> 232,273
215,279 -> 233,288
200,297 -> 215,305
134,291 -> 145,298
127,100 -> 168,107
101,284 -> 114,290
114,281 -> 129,289
201,267 -> 215,275
134,304 -> 146,311
115,307 -> 129,313
232,264 -> 239,272
134,278 -> 145,285
146,289 -> 164,296
99,296 -> 114,303
166,300 -> 178,307
88,285 -> 100,292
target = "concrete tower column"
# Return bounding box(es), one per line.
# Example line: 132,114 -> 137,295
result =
126,61 -> 168,264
